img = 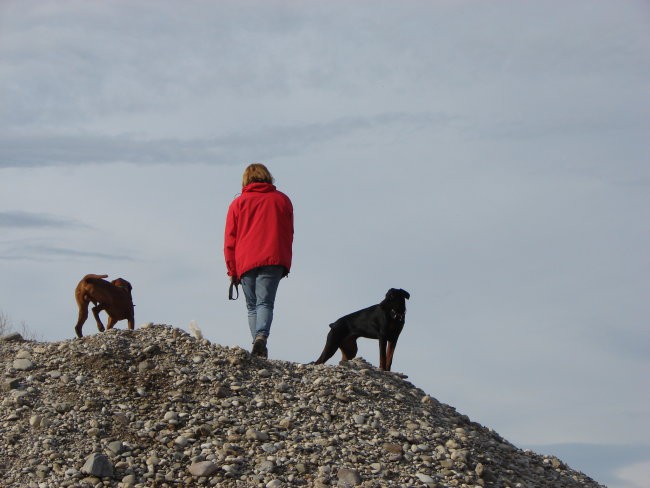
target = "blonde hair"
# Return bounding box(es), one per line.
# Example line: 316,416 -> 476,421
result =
242,163 -> 274,187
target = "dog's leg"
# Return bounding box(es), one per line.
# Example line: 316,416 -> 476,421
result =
314,324 -> 348,365
106,315 -> 116,330
378,338 -> 388,371
91,304 -> 106,332
75,304 -> 89,338
340,336 -> 358,362
386,340 -> 398,372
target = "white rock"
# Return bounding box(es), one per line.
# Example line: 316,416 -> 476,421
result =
188,461 -> 219,477
416,472 -> 435,484
13,358 -> 33,370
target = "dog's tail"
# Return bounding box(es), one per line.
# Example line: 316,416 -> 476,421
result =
83,273 -> 109,281
76,274 -> 109,305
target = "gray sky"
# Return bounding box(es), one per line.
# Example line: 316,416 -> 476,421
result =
1,1 -> 649,486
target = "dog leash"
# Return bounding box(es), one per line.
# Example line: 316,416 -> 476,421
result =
228,281 -> 239,300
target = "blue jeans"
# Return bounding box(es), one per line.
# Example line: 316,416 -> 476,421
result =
240,265 -> 284,340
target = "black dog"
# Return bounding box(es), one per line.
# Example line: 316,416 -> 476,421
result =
313,288 -> 410,371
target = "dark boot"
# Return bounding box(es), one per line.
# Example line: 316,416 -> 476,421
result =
251,335 -> 268,358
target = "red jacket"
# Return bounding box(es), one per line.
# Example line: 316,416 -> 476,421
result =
224,182 -> 294,280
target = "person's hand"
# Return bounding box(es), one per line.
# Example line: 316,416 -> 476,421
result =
228,275 -> 240,300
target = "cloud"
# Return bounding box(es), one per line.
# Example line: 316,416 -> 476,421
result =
0,134 -> 224,168
0,111 -> 451,168
0,211 -> 89,229
0,243 -> 134,262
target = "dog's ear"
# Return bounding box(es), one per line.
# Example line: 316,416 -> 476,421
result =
113,278 -> 133,292
387,288 -> 410,300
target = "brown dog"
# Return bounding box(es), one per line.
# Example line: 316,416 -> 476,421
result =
74,274 -> 134,338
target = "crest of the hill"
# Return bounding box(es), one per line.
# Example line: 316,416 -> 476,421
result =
0,324 -> 605,488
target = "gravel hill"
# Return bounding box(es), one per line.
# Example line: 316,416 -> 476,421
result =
0,324 -> 606,488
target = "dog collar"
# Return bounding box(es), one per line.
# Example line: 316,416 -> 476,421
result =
390,309 -> 405,321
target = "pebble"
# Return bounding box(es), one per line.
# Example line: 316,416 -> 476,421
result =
107,441 -> 124,455
352,414 -> 366,425
81,453 -> 114,478
174,435 -> 189,447
12,358 -> 33,370
416,472 -> 435,483
188,461 -> 219,477
121,474 -> 136,486
246,428 -> 269,441
337,467 -> 362,486
0,324 -> 605,488
15,350 -> 32,359
2,377 -> 21,391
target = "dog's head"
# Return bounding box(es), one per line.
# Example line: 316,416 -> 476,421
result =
111,278 -> 133,299
382,288 -> 410,322
385,288 -> 410,302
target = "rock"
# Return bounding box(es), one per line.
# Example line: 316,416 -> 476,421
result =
276,381 -> 290,392
440,459 -> 453,469
0,324 -> 606,488
29,414 -> 42,428
146,455 -> 160,467
188,461 -> 219,477
278,418 -> 292,429
122,474 -> 137,486
1,332 -> 23,342
106,440 -> 124,455
138,360 -> 153,372
164,411 -> 179,421
174,435 -> 189,447
257,459 -> 275,473
445,438 -> 460,449
12,358 -> 33,370
337,467 -> 361,486
352,414 -> 366,425
382,442 -> 403,454
451,448 -> 468,462
416,472 -> 435,484
245,428 -> 269,441
2,377 -> 21,391
53,402 -> 72,413
261,442 -> 277,453
215,386 -> 229,398
81,453 -> 114,478
222,463 -> 239,475
35,464 -> 50,479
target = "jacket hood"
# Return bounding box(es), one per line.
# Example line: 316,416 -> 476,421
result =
243,182 -> 276,193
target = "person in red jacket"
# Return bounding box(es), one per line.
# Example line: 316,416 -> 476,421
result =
224,163 -> 294,358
